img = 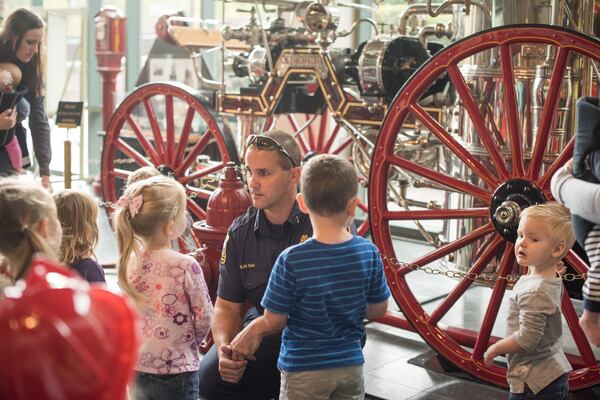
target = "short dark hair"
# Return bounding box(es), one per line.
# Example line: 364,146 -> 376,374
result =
251,130 -> 301,170
301,154 -> 357,216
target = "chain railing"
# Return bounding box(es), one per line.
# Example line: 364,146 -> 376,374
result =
382,255 -> 587,283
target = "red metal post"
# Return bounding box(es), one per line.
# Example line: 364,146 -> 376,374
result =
94,7 -> 126,130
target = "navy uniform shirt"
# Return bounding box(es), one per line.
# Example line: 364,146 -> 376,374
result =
217,202 -> 313,312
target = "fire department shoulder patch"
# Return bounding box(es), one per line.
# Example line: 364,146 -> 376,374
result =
220,234 -> 229,264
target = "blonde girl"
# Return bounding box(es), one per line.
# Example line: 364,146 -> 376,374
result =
126,165 -> 198,254
53,190 -> 105,283
0,177 -> 62,296
114,175 -> 213,400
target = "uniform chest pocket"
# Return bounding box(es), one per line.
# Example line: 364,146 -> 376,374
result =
240,267 -> 269,290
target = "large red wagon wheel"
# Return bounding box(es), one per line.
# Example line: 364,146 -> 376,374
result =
102,82 -> 239,224
102,82 -> 238,353
264,97 -> 371,236
370,25 -> 600,389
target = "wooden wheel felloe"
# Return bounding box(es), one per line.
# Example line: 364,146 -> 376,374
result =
101,82 -> 239,224
369,25 -> 600,389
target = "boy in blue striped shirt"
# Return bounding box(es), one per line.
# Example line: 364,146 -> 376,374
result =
230,154 -> 390,399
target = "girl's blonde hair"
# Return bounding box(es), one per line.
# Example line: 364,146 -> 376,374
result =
114,175 -> 186,303
53,190 -> 99,264
0,178 -> 57,280
127,166 -> 160,185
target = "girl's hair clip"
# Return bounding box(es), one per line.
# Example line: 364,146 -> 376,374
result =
116,194 -> 143,217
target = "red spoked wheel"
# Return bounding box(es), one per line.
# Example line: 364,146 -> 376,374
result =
264,100 -> 371,236
102,82 -> 239,226
370,25 -> 600,389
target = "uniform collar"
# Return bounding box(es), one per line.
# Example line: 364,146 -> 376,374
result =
253,202 -> 305,234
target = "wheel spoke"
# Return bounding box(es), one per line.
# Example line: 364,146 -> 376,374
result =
323,123 -> 342,153
398,223 -> 495,276
539,138 -> 574,190
317,109 -> 328,152
472,246 -> 514,360
447,64 -> 510,180
484,103 -> 506,147
331,138 -> 353,155
288,115 -> 310,154
264,116 -> 275,131
388,155 -> 491,201
126,116 -> 161,165
410,104 -> 498,188
528,47 -> 570,180
186,185 -> 214,201
176,128 -> 212,176
114,138 -> 153,168
180,162 -> 226,185
499,44 -> 525,176
165,95 -> 175,164
564,250 -> 589,275
430,235 -> 504,325
113,168 -> 132,181
382,207 -> 488,221
358,201 -> 368,212
560,288 -> 597,366
143,98 -> 167,160
306,114 -> 317,150
187,197 -> 207,220
174,106 -> 196,166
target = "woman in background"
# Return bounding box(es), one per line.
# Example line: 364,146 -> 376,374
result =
0,8 -> 51,190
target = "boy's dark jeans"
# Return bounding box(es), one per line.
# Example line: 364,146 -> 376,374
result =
508,373 -> 568,400
133,370 -> 199,400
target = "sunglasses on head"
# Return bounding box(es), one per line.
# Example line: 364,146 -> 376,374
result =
246,134 -> 297,167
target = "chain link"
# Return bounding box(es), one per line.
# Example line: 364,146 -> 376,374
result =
381,256 -> 587,283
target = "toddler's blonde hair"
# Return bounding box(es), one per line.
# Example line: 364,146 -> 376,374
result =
520,202 -> 576,258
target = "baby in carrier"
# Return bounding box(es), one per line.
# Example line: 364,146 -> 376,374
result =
0,62 -> 29,174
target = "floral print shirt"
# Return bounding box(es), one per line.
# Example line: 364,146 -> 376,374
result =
129,249 -> 213,374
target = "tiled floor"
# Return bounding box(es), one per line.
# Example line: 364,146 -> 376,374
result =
54,178 -> 598,400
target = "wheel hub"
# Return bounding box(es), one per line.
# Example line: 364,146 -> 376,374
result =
490,179 -> 546,242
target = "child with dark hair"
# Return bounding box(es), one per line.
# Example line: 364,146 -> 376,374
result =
230,154 -> 390,399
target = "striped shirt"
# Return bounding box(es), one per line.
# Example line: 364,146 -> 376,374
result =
551,164 -> 600,311
261,236 -> 390,372
584,226 -> 600,311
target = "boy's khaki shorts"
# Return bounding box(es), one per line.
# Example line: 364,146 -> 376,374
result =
279,365 -> 364,400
